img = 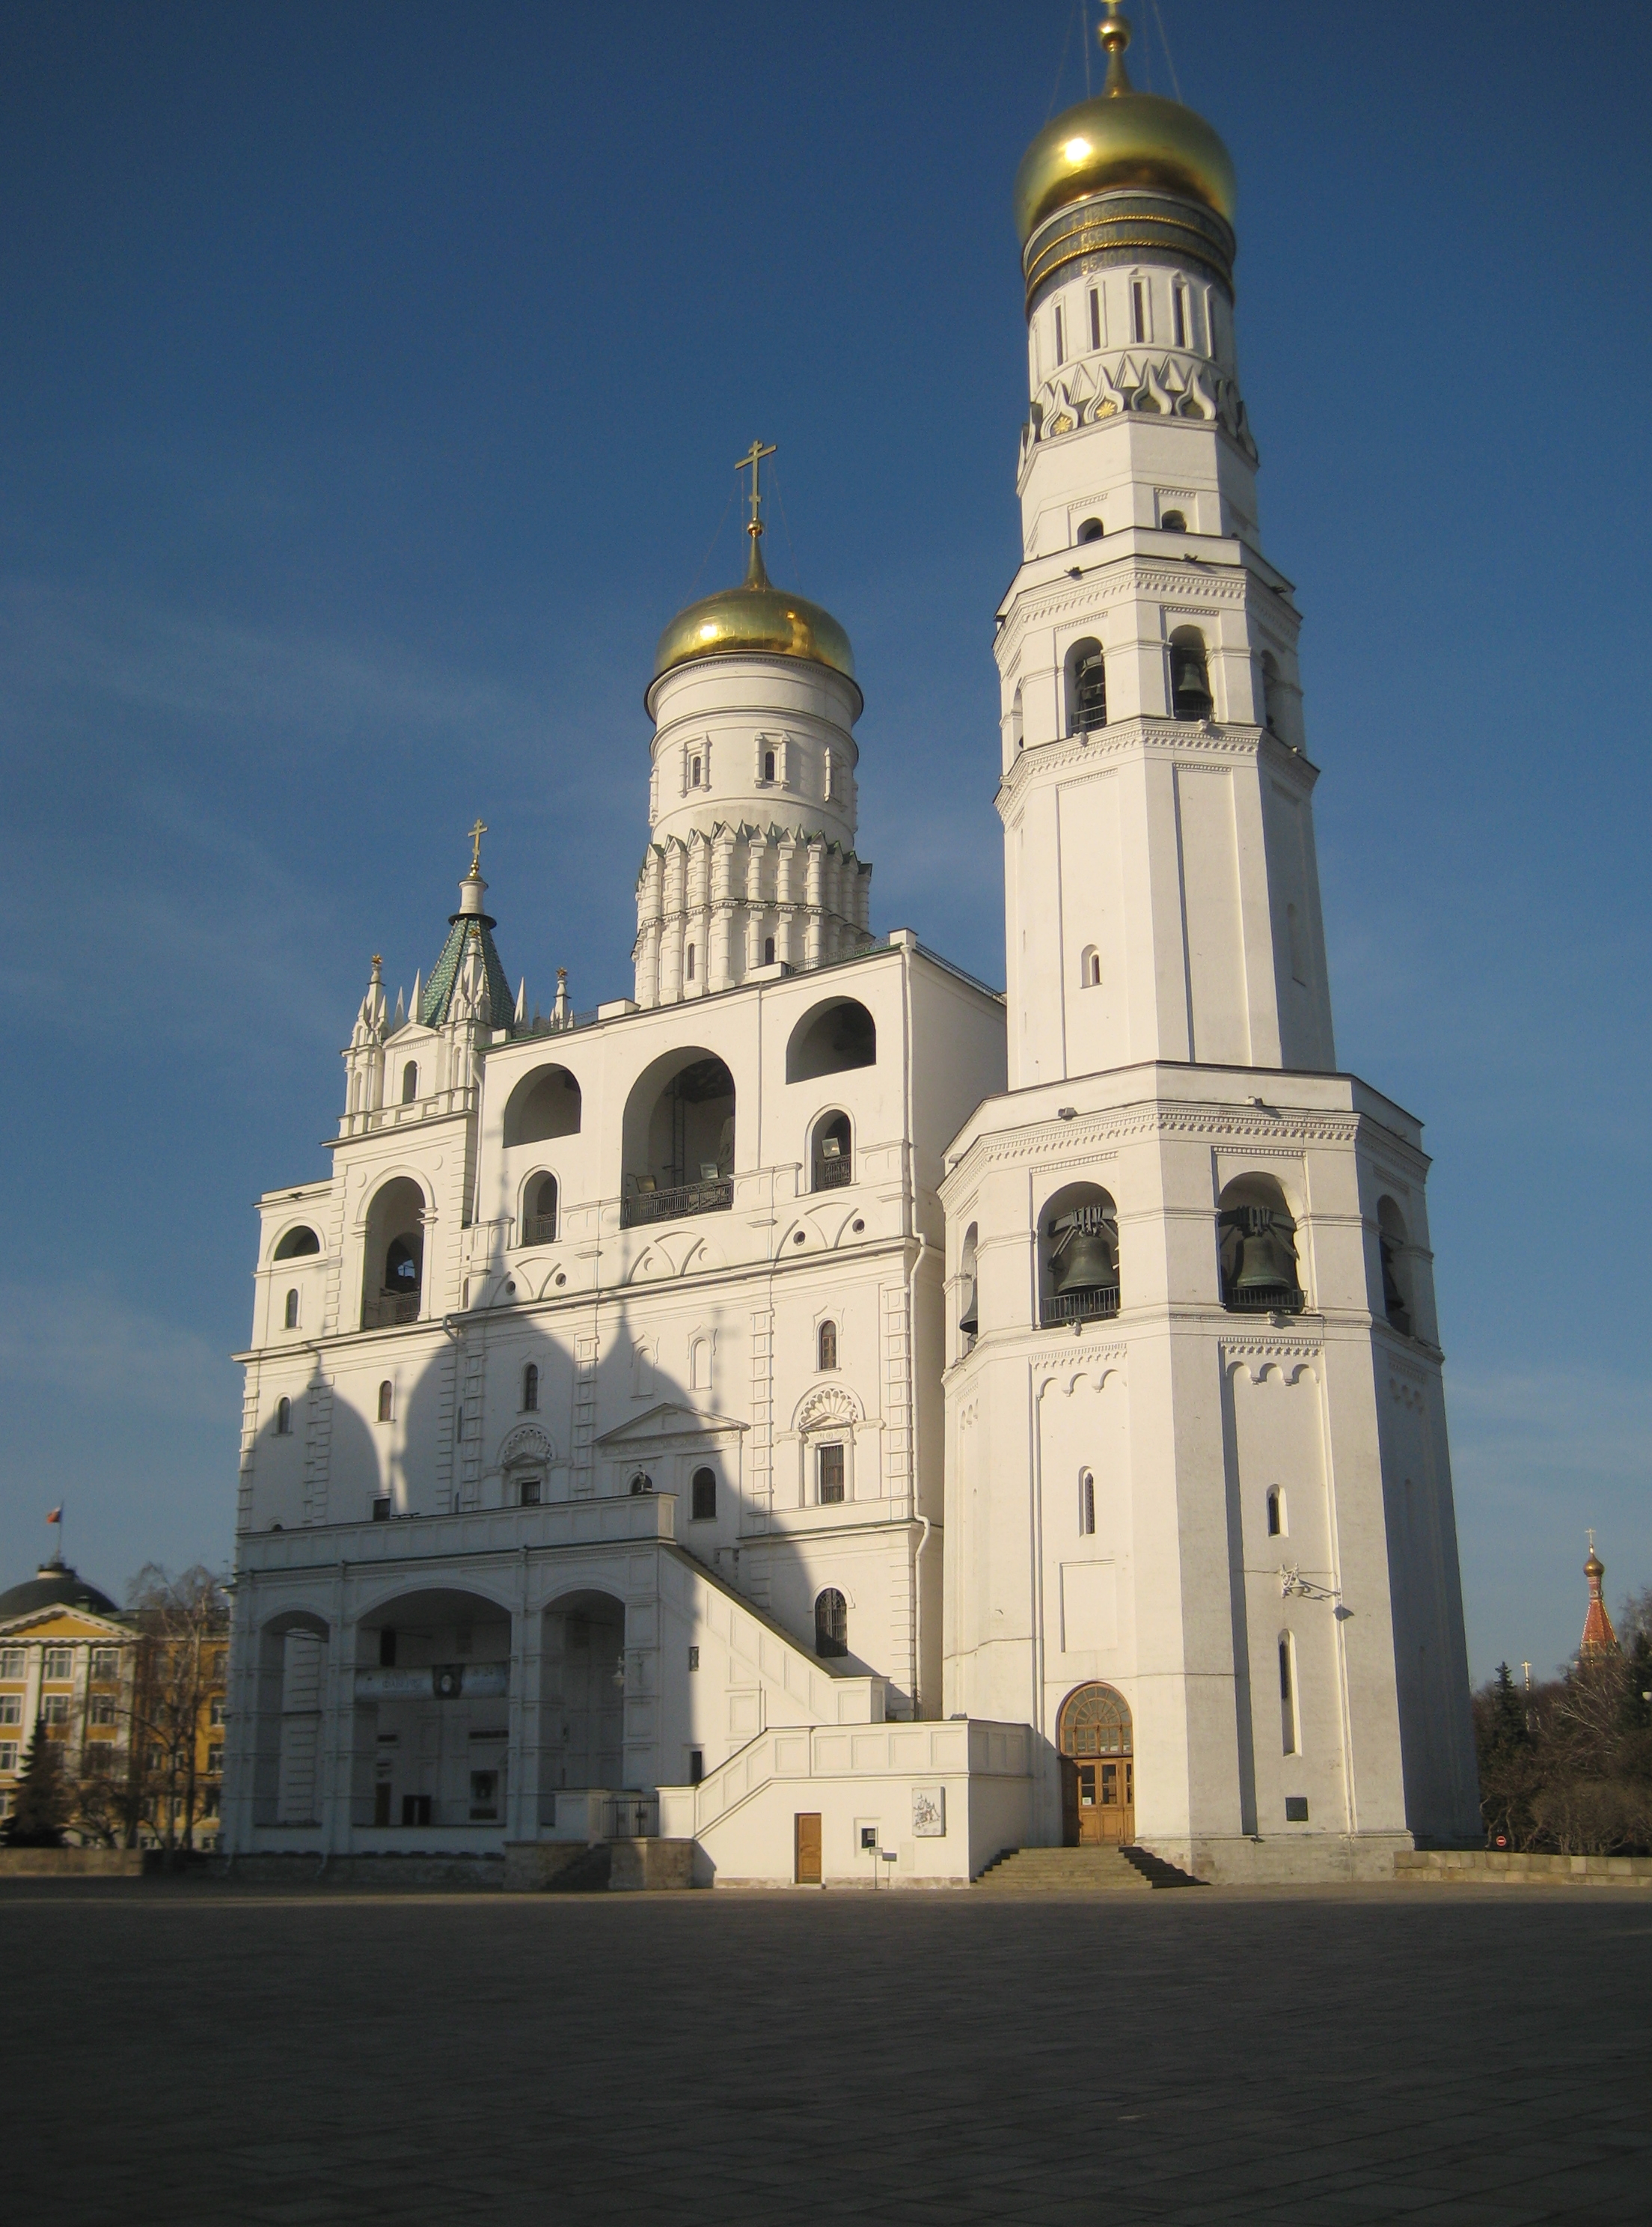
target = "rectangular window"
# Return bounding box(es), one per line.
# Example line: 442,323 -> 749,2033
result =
818,1444 -> 845,1505
1088,287 -> 1101,350
42,1693 -> 70,1725
372,1496 -> 391,1522
519,1478 -> 542,1507
203,1787 -> 221,1818
1172,284 -> 1187,349
90,1649 -> 120,1682
0,1648 -> 24,1679
691,1470 -> 718,1522
1131,280 -> 1145,343
89,1696 -> 117,1728
210,1698 -> 227,1726
207,1745 -> 224,1775
1080,1473 -> 1096,1536
469,1771 -> 498,1821
0,1742 -> 17,1772
1053,303 -> 1065,366
687,1645 -> 700,1672
0,1696 -> 21,1726
688,1750 -> 705,1785
43,1647 -> 72,1681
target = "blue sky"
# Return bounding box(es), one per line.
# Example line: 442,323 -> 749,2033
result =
1,0 -> 1647,1680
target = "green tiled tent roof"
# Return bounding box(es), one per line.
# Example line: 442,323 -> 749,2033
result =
419,911 -> 516,1032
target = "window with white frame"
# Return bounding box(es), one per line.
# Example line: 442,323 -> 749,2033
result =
0,1743 -> 17,1774
90,1649 -> 119,1682
0,1649 -> 23,1679
0,1696 -> 21,1726
89,1696 -> 117,1727
817,1443 -> 846,1504
42,1693 -> 70,1725
210,1698 -> 227,1726
43,1647 -> 71,1681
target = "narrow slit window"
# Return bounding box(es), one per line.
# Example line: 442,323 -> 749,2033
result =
1279,1634 -> 1299,1756
685,944 -> 696,983
401,1062 -> 418,1105
1131,280 -> 1145,343
1088,287 -> 1101,350
284,1289 -> 299,1330
691,754 -> 703,787
1053,303 -> 1065,366
763,935 -> 775,965
275,1396 -> 292,1437
1080,1470 -> 1096,1536
818,1320 -> 838,1372
522,1363 -> 539,1413
1267,1485 -> 1285,1538
764,747 -> 777,783
1172,284 -> 1187,349
377,1380 -> 394,1423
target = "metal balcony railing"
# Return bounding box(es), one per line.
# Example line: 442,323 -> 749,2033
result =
521,1213 -> 558,1247
1221,1283 -> 1306,1315
813,1155 -> 853,1191
622,1178 -> 732,1228
605,1794 -> 658,1839
1040,1285 -> 1121,1328
361,1293 -> 421,1329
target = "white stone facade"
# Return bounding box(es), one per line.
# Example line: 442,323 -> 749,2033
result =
224,49 -> 1480,1886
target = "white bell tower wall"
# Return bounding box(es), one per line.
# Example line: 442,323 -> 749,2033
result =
996,208 -> 1335,1089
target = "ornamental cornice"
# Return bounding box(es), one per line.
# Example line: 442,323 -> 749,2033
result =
943,1099 -> 1362,1198
996,719 -> 1272,813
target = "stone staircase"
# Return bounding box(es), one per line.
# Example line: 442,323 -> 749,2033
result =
973,1844 -> 1199,1892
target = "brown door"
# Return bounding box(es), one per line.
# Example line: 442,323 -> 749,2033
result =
1057,1684 -> 1136,1845
795,1812 -> 823,1884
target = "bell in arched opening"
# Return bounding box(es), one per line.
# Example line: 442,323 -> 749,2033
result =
958,1274 -> 979,1339
1220,1204 -> 1303,1313
1044,1197 -> 1120,1325
1169,631 -> 1213,720
1073,650 -> 1107,733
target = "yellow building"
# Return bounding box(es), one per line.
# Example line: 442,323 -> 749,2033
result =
0,1557 -> 228,1850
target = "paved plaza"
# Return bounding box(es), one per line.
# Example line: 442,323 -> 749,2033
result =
4,1881 -> 1648,2225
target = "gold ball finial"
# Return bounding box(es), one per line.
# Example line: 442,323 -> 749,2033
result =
1098,1 -> 1132,90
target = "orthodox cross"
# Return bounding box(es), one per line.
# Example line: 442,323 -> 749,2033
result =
468,818 -> 488,875
735,439 -> 777,536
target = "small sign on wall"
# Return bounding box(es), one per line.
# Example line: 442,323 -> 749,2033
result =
911,1785 -> 946,1837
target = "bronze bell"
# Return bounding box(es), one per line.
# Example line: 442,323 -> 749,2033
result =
1232,1209 -> 1296,1292
1170,641 -> 1212,715
1050,1224 -> 1117,1294
958,1275 -> 979,1337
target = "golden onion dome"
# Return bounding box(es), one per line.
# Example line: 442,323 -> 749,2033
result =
1012,6 -> 1236,247
653,531 -> 855,690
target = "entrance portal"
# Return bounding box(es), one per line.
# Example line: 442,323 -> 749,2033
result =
1057,1684 -> 1134,1845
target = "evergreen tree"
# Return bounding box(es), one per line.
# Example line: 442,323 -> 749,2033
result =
2,1720 -> 69,1847
1486,1661 -> 1530,1756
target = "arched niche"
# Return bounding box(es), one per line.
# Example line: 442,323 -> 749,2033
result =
786,998 -> 875,1084
504,1064 -> 582,1147
273,1225 -> 321,1261
1038,1181 -> 1120,1328
621,1046 -> 735,1223
361,1177 -> 426,1330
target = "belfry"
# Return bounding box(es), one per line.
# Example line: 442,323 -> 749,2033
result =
221,8 -> 1479,1885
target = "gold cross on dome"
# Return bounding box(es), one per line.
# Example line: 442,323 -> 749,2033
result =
735,439 -> 777,535
468,818 -> 488,875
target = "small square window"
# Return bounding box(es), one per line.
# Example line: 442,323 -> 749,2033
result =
371,1497 -> 391,1522
1285,1796 -> 1309,1823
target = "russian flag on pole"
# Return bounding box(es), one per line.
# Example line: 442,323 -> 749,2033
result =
46,1507 -> 62,1525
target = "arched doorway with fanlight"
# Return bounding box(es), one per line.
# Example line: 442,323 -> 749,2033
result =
1057,1683 -> 1134,1845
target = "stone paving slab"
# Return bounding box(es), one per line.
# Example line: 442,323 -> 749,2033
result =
1,1882 -> 1648,2224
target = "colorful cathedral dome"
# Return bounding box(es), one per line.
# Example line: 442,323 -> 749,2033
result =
1012,3 -> 1237,247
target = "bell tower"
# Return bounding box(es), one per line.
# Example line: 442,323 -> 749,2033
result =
938,7 -> 1481,1881
997,2 -> 1333,1090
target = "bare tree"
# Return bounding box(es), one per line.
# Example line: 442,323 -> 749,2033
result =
124,1564 -> 230,1860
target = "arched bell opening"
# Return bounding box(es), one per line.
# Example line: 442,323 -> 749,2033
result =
1168,625 -> 1213,720
361,1177 -> 426,1330
1057,1683 -> 1134,1845
354,1588 -> 513,1833
1064,637 -> 1107,736
957,1223 -> 979,1351
1377,1195 -> 1413,1338
1217,1174 -> 1305,1315
620,1047 -> 735,1227
1038,1182 -> 1120,1328
521,1170 -> 559,1248
538,1590 -> 626,1821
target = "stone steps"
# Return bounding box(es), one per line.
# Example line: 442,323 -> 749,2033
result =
973,1844 -> 1199,1892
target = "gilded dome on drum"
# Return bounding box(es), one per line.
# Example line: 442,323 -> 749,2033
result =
1012,7 -> 1236,245
653,535 -> 855,687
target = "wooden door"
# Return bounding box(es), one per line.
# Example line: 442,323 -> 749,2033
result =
795,1812 -> 822,1884
1057,1684 -> 1136,1845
